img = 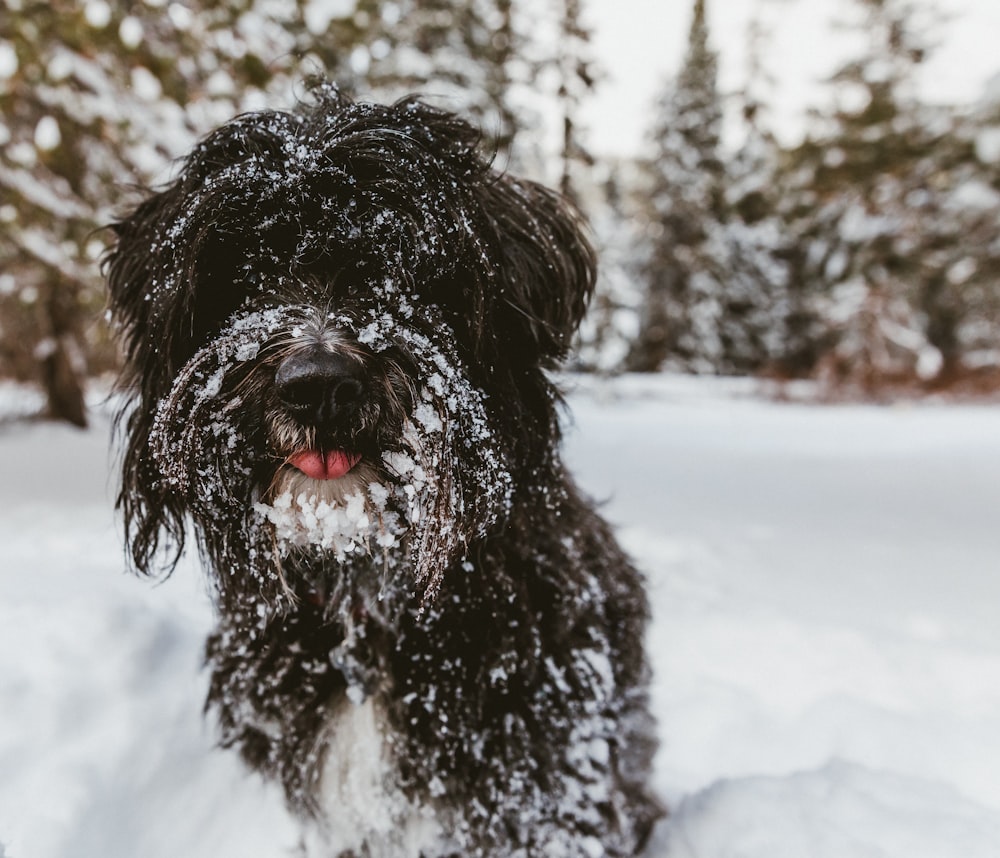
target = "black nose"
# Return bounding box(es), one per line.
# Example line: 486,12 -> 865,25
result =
274,348 -> 366,424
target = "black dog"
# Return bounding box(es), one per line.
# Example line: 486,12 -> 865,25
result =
106,87 -> 661,857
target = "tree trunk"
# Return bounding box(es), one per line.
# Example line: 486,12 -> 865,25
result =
40,281 -> 88,428
627,269 -> 678,373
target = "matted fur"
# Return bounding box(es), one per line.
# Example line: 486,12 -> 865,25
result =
106,86 -> 662,857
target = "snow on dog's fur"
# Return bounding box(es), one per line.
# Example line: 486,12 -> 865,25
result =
106,86 -> 662,857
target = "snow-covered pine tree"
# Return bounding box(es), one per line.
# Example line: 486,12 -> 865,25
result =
627,0 -> 728,373
775,0 -> 932,390
716,116 -> 791,375
714,10 -> 793,376
773,0 -> 999,392
551,0 -> 596,203
950,80 -> 1000,379
321,0 -> 530,162
572,165 -> 648,372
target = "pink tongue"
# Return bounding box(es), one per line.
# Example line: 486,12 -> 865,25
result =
287,450 -> 361,480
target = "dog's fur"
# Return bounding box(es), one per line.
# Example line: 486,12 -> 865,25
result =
106,87 -> 661,857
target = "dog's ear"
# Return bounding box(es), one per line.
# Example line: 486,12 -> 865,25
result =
481,177 -> 596,367
104,188 -> 190,578
112,403 -> 189,579
105,163 -> 236,578
105,188 -> 184,390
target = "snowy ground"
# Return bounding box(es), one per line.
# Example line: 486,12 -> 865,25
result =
2,375 -> 1000,857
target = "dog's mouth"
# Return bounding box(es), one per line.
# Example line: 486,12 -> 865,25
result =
285,449 -> 362,481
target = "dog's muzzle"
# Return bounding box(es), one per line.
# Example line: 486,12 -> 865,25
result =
273,345 -> 369,481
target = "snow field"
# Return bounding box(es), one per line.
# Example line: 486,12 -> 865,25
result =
2,375 -> 999,856
0,406 -> 300,858
562,375 -> 1000,856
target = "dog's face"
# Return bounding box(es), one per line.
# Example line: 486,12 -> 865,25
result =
106,89 -> 595,616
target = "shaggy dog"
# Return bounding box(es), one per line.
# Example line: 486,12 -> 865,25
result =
106,87 -> 661,857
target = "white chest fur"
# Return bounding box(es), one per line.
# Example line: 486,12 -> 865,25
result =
302,696 -> 447,858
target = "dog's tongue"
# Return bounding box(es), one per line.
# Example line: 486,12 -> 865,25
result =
287,450 -> 361,480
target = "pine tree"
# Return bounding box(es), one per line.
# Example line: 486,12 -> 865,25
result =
771,0 -> 1000,391
627,0 -> 727,373
573,165 -> 647,372
320,0 -> 530,161
551,0 -> 596,202
953,83 -> 1000,377
720,107 -> 792,375
713,10 -> 793,375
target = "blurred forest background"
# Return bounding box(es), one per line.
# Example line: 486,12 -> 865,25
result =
1,0 -> 999,427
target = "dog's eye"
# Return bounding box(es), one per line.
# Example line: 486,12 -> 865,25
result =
189,276 -> 253,349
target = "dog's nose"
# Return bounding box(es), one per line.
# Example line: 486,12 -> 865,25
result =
274,349 -> 366,424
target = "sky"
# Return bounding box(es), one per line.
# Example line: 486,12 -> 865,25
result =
580,0 -> 1000,156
